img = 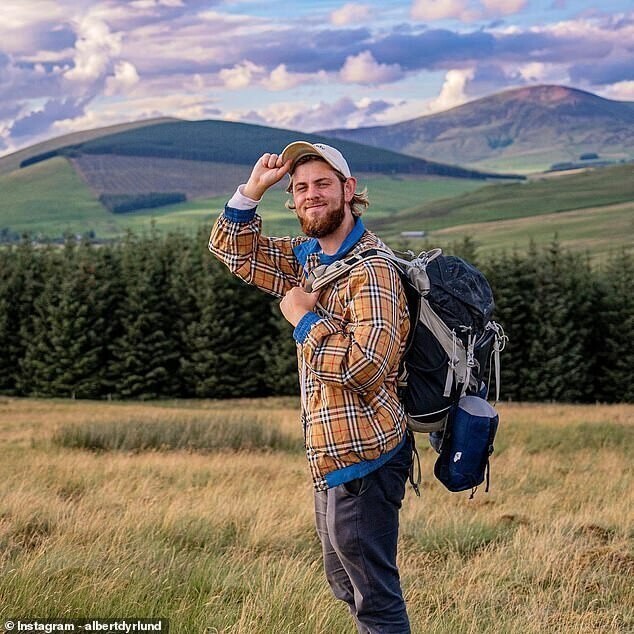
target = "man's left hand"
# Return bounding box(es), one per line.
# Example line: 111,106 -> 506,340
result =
280,287 -> 321,327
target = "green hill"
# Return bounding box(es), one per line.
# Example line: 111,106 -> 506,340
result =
367,163 -> 634,259
21,119 -> 508,181
0,155 -> 486,240
0,118 -> 631,260
0,117 -> 519,240
1,158 -> 631,261
370,163 -> 634,234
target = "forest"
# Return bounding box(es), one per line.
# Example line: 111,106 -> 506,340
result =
0,228 -> 631,403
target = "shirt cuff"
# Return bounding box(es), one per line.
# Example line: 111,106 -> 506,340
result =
293,311 -> 322,344
228,184 -> 261,209
223,204 -> 257,223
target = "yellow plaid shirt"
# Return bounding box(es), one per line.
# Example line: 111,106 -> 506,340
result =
209,209 -> 409,490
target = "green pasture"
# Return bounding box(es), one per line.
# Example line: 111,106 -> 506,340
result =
0,160 -> 485,239
373,163 -> 634,235
1,157 -> 632,261
428,202 -> 634,260
0,158 -> 118,236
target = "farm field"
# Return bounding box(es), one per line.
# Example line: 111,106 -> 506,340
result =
0,397 -> 632,633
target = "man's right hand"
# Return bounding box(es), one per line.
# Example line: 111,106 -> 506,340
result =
243,153 -> 292,201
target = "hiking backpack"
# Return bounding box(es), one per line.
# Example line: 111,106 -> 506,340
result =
308,247 -> 507,497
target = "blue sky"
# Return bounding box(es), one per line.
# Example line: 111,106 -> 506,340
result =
1,0 -> 632,155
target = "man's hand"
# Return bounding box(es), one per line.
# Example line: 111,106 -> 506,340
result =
280,287 -> 321,327
243,153 -> 292,201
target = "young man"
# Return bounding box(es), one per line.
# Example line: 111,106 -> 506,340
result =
209,141 -> 412,633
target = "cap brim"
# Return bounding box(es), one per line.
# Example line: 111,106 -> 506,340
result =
280,141 -> 322,169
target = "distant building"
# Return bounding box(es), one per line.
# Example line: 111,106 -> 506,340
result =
400,231 -> 426,238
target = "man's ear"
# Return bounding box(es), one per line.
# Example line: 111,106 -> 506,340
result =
343,177 -> 357,202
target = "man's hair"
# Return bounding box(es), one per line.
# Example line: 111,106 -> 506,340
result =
285,155 -> 370,217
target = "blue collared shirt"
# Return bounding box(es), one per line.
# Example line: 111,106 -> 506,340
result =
293,217 -> 366,344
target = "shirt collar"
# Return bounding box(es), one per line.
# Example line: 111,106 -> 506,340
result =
293,217 -> 366,267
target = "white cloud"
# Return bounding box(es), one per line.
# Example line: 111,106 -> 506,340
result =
50,93 -> 215,138
601,80 -> 634,101
0,2 -> 71,55
340,51 -> 403,85
261,65 -> 327,91
515,61 -> 568,85
517,62 -> 548,82
219,61 -> 264,89
130,0 -> 184,8
411,0 -> 527,21
330,3 -> 371,26
426,68 -> 474,113
104,61 -> 140,95
411,0 -> 479,22
480,0 -> 526,16
225,96 -> 392,132
64,15 -> 122,83
2,0 -> 68,31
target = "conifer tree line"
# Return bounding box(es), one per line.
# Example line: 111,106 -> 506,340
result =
0,229 -> 631,403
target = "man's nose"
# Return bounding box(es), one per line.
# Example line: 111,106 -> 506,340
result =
305,184 -> 320,199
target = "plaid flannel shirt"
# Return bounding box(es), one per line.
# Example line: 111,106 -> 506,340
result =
209,206 -> 410,491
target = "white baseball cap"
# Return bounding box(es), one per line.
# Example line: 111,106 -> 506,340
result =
281,141 -> 351,179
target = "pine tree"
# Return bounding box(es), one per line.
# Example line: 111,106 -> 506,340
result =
261,306 -> 299,396
482,246 -> 539,401
17,239 -> 101,397
110,230 -> 181,399
166,229 -> 206,397
182,255 -> 272,398
596,250 -> 634,402
19,243 -> 65,396
93,242 -> 127,398
0,248 -> 15,392
0,239 -> 46,395
523,241 -> 595,402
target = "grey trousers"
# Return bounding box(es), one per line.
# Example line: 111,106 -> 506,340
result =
314,437 -> 412,634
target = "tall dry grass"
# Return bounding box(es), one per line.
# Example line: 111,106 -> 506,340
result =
0,397 -> 631,633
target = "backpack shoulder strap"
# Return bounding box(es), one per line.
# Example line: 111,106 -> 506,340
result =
307,248 -> 396,292
307,246 -> 443,295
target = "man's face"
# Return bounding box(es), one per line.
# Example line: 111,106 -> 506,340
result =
291,159 -> 349,238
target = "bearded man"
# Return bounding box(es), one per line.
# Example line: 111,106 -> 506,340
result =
209,141 -> 412,633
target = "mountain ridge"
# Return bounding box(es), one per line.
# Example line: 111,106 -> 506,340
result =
320,85 -> 634,173
15,118 -> 513,182
0,117 -> 181,177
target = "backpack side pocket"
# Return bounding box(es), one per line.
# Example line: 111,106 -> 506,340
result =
434,395 -> 498,495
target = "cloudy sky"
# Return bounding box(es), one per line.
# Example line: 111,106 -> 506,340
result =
1,0 -> 632,155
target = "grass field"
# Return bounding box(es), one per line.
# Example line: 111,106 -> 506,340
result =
373,164 -> 634,235
0,158 -> 118,237
428,202 -> 634,260
0,397 -> 632,633
1,158 -> 632,260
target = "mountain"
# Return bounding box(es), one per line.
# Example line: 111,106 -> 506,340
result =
0,117 -> 180,177
0,118 -> 522,241
320,85 -> 634,173
15,118 -> 513,184
2,119 -> 518,217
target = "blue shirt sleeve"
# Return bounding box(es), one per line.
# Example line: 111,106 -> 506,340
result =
293,311 -> 322,343
223,204 -> 257,223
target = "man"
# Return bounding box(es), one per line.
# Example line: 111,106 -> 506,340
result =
209,141 -> 412,633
